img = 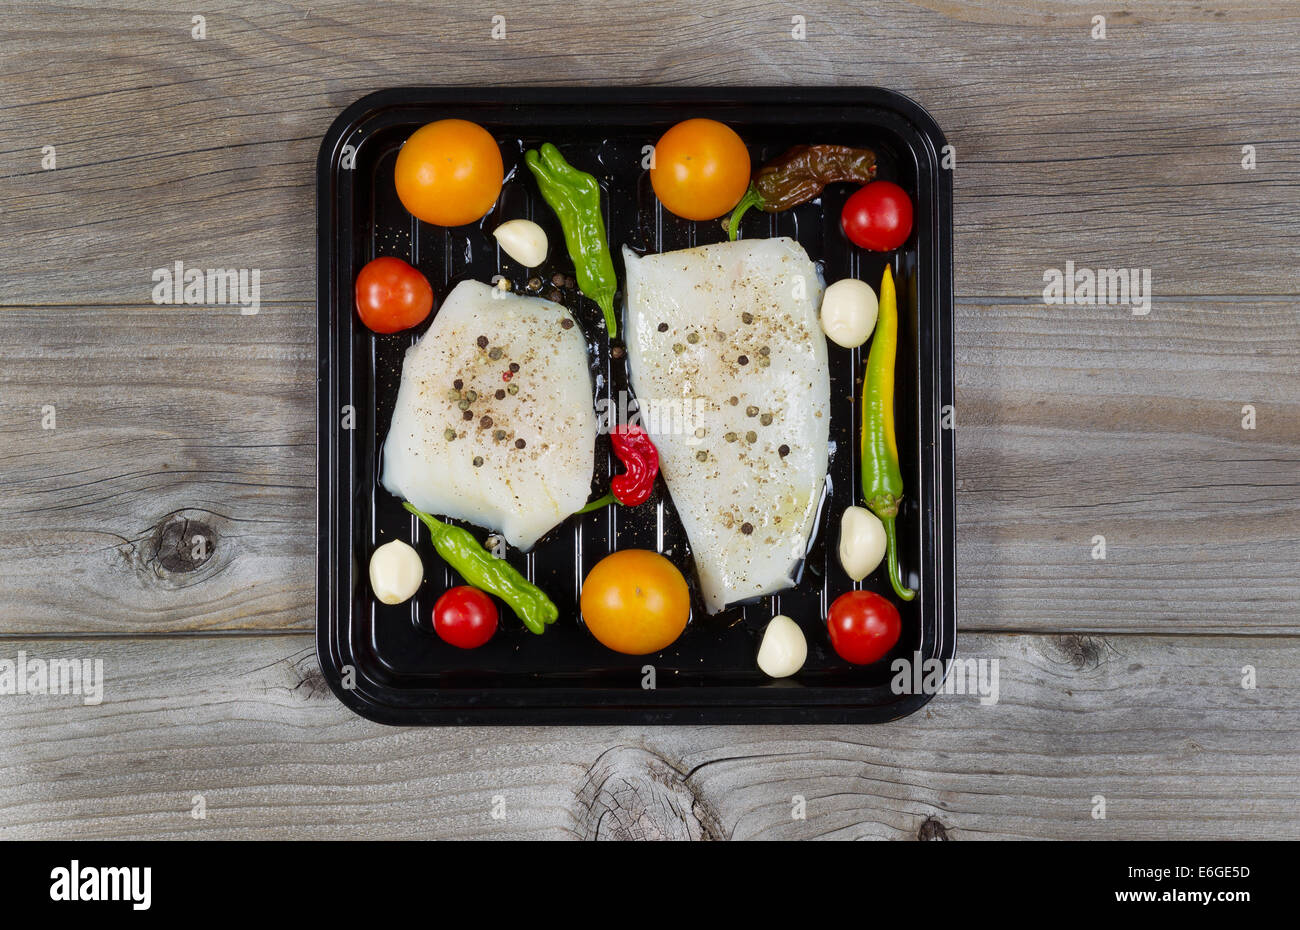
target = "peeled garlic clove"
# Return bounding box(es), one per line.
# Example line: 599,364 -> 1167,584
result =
819,278 -> 879,348
493,219 -> 548,267
838,505 -> 887,582
757,615 -> 808,678
369,539 -> 424,605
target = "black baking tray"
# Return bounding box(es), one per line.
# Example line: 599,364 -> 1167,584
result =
316,86 -> 955,725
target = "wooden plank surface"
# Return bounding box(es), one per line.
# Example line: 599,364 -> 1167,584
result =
1,301 -> 1293,635
0,305 -> 315,632
0,633 -> 1294,840
0,0 -> 1296,840
0,1 -> 1298,304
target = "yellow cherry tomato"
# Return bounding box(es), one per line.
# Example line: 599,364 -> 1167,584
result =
580,550 -> 691,655
649,118 -> 752,221
394,119 -> 504,226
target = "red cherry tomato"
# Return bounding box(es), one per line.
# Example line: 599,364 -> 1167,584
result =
826,590 -> 901,665
433,586 -> 498,649
840,181 -> 913,252
355,256 -> 434,334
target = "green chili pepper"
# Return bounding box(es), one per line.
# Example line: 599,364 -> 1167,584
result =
524,143 -> 619,337
404,502 -> 558,634
860,265 -> 916,601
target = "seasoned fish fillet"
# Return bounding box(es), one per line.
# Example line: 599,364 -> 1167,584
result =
381,280 -> 596,550
623,238 -> 830,613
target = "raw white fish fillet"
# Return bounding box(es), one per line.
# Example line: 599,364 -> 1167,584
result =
381,280 -> 597,550
623,238 -> 830,613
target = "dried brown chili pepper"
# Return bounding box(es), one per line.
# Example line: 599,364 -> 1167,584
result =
725,144 -> 877,240
576,424 -> 660,513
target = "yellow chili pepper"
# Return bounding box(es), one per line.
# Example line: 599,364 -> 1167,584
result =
859,265 -> 915,601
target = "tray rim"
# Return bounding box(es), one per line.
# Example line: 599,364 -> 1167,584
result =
316,85 -> 956,726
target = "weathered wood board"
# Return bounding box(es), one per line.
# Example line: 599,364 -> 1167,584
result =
0,302 -> 1293,635
0,0 -> 1296,840
0,2 -> 1298,304
0,633 -> 1294,840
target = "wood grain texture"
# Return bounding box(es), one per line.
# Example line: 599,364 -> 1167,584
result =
1,301 -> 1293,635
955,298 -> 1300,634
0,1 -> 1298,304
0,1 -> 1297,841
0,305 -> 314,632
0,633 -> 1294,840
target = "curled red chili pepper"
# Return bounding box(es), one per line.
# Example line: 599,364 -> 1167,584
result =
576,424 -> 660,513
608,424 -> 658,506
